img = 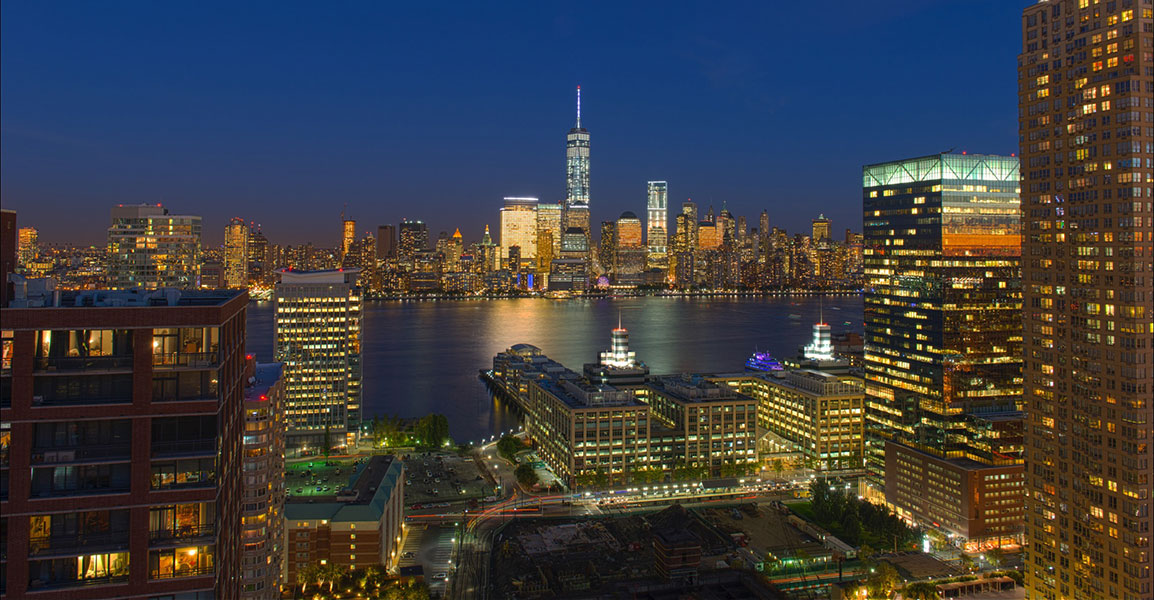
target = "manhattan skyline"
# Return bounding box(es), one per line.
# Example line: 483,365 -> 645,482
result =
2,1 -> 1026,245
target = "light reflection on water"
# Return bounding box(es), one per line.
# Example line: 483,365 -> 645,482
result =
246,295 -> 862,442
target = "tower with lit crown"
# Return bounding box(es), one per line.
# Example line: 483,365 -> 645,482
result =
564,86 -> 590,236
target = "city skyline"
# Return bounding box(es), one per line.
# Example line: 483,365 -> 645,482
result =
2,1 -> 1026,245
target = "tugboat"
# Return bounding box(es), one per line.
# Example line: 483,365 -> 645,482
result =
745,350 -> 784,372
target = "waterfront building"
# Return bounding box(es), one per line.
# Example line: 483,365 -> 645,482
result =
1019,4 -> 1153,598
863,152 -> 1025,548
717,370 -> 865,472
565,86 -> 590,221
499,196 -> 539,265
225,217 -> 249,289
1,285 -> 248,599
376,225 -> 396,260
283,456 -> 404,585
671,213 -> 695,288
647,181 -> 669,265
526,374 -> 652,487
241,359 -> 285,600
17,226 -> 39,273
598,220 -> 616,278
491,326 -> 758,486
397,219 -> 428,261
273,269 -> 362,452
107,204 -> 202,290
637,375 -> 759,477
583,323 -> 649,385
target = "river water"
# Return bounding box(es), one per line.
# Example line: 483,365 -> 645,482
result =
245,295 -> 863,443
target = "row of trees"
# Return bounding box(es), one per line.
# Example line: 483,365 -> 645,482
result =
368,413 -> 451,450
808,479 -> 918,549
294,563 -> 429,599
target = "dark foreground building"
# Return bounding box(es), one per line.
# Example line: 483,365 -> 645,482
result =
1,286 -> 248,600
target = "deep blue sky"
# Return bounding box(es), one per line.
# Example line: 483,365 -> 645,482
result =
2,1 -> 1028,247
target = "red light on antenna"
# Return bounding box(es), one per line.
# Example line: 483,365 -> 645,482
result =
962,151 -> 967,155
246,354 -> 253,360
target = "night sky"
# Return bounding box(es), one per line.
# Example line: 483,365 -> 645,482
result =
2,1 -> 1028,247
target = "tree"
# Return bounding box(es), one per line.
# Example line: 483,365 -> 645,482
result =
772,458 -> 785,479
297,563 -> 321,595
985,547 -> 1005,569
865,561 -> 900,599
959,552 -> 976,573
902,581 -> 940,600
496,434 -> 524,461
514,463 -> 538,487
415,414 -> 451,449
323,425 -> 333,458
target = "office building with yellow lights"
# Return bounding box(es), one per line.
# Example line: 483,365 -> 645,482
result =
273,269 -> 362,453
862,152 -> 1025,548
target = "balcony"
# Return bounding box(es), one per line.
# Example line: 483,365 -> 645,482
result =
27,574 -> 130,590
31,444 -> 132,464
35,355 -> 134,373
149,524 -> 216,544
29,532 -> 131,557
151,439 -> 216,457
153,352 -> 219,369
150,564 -> 215,580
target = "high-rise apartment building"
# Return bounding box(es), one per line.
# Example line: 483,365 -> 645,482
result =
565,87 -> 590,220
376,224 -> 397,260
1,286 -> 248,600
500,197 -> 539,264
863,152 -> 1025,549
17,226 -> 39,272
398,219 -> 428,261
1019,3 -> 1153,599
224,217 -> 249,289
274,269 -> 362,452
107,204 -> 202,290
647,181 -> 669,260
241,360 -> 285,600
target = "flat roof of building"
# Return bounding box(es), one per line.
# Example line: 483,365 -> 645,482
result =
246,362 -> 283,401
286,455 -> 403,523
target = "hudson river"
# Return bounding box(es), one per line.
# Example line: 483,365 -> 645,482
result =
246,295 -> 863,442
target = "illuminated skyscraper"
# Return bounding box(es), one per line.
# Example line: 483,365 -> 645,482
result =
614,211 -> 645,282
646,181 -> 669,259
247,223 -> 271,286
500,196 -> 538,264
1019,4 -> 1153,599
863,152 -> 1024,548
224,217 -> 249,288
107,204 -> 201,289
536,202 -> 563,258
341,217 -> 356,259
274,269 -> 362,452
17,226 -> 38,272
811,214 -> 832,241
565,86 -> 590,225
398,219 -> 428,261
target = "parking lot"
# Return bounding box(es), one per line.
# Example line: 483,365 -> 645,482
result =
403,451 -> 492,506
285,457 -> 368,499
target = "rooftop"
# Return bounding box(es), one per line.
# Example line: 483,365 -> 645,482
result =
286,455 -> 403,523
246,362 -> 284,401
5,276 -> 244,309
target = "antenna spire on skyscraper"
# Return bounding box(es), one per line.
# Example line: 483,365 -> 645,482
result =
576,85 -> 582,128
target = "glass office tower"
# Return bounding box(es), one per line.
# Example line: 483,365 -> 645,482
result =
863,152 -> 1026,549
